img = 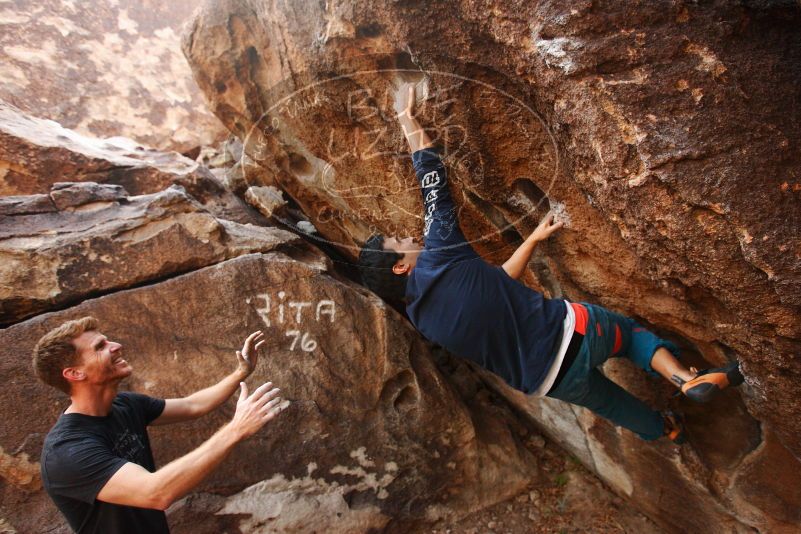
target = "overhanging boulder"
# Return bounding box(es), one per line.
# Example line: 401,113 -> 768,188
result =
1,252 -> 540,533
181,1 -> 801,530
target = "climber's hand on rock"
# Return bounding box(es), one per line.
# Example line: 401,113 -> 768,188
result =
229,381 -> 288,440
236,330 -> 265,378
528,211 -> 564,243
398,83 -> 417,119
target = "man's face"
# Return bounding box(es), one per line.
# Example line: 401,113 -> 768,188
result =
70,330 -> 132,386
383,236 -> 422,272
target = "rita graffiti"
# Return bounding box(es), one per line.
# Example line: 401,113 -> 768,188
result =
246,292 -> 336,353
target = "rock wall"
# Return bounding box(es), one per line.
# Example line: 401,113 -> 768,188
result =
0,102 -> 258,223
0,107 -> 585,533
1,252 -> 547,533
0,180 -> 291,325
0,0 -> 226,153
181,0 -> 801,531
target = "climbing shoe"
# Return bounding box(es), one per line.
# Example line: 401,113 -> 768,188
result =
662,410 -> 687,444
673,361 -> 744,403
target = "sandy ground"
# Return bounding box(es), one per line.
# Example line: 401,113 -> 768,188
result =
418,437 -> 662,534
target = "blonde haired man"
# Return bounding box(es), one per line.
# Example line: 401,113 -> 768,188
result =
33,317 -> 287,534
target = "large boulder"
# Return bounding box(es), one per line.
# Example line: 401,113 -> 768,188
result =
0,0 -> 226,153
0,251 -> 542,533
182,0 -> 801,531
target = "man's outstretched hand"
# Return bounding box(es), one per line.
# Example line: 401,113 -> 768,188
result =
228,381 -> 287,441
236,330 -> 265,378
231,333 -> 288,441
528,211 -> 564,243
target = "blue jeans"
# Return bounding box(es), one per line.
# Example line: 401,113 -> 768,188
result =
546,303 -> 680,440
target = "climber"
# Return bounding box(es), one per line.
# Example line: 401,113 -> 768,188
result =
33,318 -> 288,534
358,84 -> 743,443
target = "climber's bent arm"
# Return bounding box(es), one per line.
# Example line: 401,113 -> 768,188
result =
502,213 -> 564,279
502,236 -> 540,280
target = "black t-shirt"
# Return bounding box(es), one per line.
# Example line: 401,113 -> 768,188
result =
41,392 -> 168,534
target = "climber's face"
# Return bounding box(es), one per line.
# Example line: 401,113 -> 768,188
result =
383,236 -> 421,275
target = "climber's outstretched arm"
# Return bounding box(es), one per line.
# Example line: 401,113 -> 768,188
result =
397,84 -> 434,154
396,84 -> 468,249
502,212 -> 563,279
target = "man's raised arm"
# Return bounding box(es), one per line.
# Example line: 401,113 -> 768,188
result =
152,331 -> 265,425
396,84 -> 467,249
396,84 -> 434,153
96,381 -> 287,510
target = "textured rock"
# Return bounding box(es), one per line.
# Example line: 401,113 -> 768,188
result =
0,102 -> 199,196
49,182 -> 127,210
245,185 -> 289,219
0,194 -> 57,216
0,0 -> 226,153
0,252 -> 540,533
0,103 -> 266,227
182,0 -> 801,531
0,181 -> 299,327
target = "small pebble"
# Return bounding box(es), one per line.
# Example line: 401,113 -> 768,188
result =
528,435 -> 546,448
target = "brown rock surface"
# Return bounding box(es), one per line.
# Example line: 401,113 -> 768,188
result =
182,0 -> 801,531
0,181 -> 300,326
0,252 -> 542,533
0,0 -> 226,153
423,442 -> 663,534
1,102 -> 202,196
0,103 -> 265,226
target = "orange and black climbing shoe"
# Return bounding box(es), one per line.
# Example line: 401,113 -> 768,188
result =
673,361 -> 744,403
662,410 -> 687,444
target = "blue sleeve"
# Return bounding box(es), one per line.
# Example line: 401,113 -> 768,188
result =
412,147 -> 469,250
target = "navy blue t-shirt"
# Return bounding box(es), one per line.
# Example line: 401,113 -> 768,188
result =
405,147 -> 566,393
41,392 -> 168,534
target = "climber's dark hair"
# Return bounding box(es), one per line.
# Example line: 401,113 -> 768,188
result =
358,234 -> 407,302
